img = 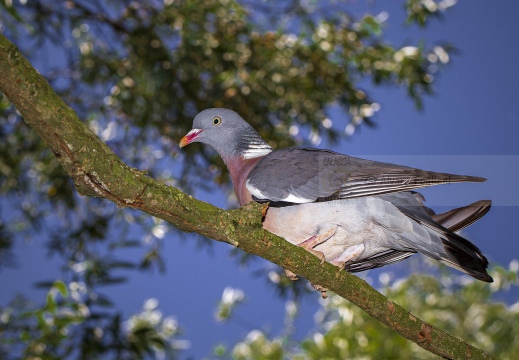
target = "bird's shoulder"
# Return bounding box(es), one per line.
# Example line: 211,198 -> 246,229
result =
254,146 -> 358,168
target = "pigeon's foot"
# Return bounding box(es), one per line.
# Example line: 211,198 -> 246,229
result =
285,270 -> 327,298
330,244 -> 365,270
331,260 -> 347,271
298,226 -> 338,264
284,268 -> 299,281
311,283 -> 328,299
307,248 -> 326,264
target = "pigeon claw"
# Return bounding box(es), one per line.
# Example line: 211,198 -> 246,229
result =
331,260 -> 347,271
311,283 -> 328,299
309,249 -> 326,264
298,225 -> 338,264
284,269 -> 299,281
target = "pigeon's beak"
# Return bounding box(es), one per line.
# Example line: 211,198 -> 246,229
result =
179,129 -> 203,148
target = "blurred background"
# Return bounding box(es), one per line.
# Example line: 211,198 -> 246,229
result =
1,0 -> 518,359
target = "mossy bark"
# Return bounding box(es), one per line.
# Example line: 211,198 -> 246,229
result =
0,34 -> 496,360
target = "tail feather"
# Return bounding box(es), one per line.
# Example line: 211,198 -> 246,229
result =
433,200 -> 492,232
433,200 -> 493,282
396,202 -> 493,282
439,232 -> 493,282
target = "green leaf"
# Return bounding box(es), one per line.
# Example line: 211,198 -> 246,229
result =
52,280 -> 68,297
46,292 -> 56,314
0,0 -> 22,22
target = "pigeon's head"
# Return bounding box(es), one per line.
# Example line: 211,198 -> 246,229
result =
180,108 -> 271,160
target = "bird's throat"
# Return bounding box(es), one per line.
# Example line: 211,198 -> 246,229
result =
225,156 -> 265,206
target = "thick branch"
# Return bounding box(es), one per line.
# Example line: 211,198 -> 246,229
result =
0,34 -> 496,360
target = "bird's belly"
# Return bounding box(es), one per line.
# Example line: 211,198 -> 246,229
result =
262,198 -> 401,262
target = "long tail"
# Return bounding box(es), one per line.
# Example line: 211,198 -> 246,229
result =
437,232 -> 493,282
434,200 -> 493,282
398,199 -> 493,282
344,197 -> 493,280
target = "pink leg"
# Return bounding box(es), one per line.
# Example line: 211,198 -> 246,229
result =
286,226 -> 339,299
298,226 -> 338,264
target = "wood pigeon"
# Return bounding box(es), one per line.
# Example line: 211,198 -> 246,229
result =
180,108 -> 493,284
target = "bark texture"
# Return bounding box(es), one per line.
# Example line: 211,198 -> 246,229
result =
0,34 -> 496,360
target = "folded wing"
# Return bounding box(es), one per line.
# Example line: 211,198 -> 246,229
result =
247,147 -> 486,203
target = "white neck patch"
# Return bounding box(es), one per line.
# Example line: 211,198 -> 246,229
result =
241,144 -> 272,159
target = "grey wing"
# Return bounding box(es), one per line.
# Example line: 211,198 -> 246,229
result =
246,148 -> 347,203
337,157 -> 486,200
246,147 -> 486,204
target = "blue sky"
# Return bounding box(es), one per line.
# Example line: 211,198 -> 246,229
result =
1,1 -> 519,358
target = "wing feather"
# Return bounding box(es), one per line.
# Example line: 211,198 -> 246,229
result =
247,147 -> 485,203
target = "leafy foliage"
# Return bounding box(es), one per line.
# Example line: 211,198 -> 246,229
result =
0,282 -> 184,359
218,264 -> 519,359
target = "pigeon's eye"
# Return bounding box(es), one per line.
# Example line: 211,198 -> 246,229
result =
212,116 -> 222,126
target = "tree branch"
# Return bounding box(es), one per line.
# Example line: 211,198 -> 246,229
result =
0,34 -> 497,360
